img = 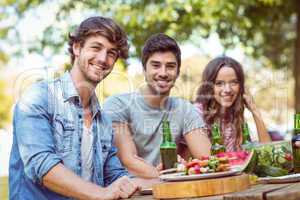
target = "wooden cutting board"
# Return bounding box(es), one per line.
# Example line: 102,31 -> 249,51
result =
152,173 -> 250,199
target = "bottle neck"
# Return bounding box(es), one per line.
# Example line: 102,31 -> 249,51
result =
161,120 -> 176,147
162,129 -> 172,143
162,120 -> 171,142
212,124 -> 223,145
294,114 -> 300,135
242,123 -> 251,143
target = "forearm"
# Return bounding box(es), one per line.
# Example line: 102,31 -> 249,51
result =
185,128 -> 211,159
252,110 -> 271,143
189,138 -> 211,159
122,156 -> 159,178
43,163 -> 103,200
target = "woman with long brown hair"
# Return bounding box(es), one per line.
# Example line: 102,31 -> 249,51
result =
194,56 -> 271,152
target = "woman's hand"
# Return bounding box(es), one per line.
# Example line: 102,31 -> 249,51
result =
243,89 -> 257,113
243,89 -> 271,143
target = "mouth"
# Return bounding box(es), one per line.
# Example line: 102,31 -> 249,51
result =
221,95 -> 235,102
155,79 -> 171,88
90,63 -> 105,70
89,63 -> 110,76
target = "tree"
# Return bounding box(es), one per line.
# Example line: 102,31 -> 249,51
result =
1,0 -> 299,112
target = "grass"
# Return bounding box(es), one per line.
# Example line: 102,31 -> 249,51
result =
0,176 -> 8,200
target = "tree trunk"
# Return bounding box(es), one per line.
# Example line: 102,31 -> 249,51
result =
295,0 -> 300,113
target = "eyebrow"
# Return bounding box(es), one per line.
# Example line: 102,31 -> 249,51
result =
215,78 -> 239,82
90,41 -> 118,52
149,60 -> 161,65
149,60 -> 177,65
166,62 -> 177,66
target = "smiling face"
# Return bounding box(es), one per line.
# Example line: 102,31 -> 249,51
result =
213,66 -> 240,108
73,34 -> 118,85
144,51 -> 179,96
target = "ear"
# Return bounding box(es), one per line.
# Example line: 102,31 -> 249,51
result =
73,42 -> 81,57
142,65 -> 146,76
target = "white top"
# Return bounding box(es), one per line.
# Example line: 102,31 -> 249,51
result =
81,125 -> 94,181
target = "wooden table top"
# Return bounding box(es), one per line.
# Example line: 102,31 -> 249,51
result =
131,182 -> 300,200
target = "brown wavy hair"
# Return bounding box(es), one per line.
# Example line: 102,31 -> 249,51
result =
195,56 -> 245,145
68,16 -> 129,65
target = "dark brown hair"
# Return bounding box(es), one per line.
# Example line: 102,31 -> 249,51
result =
141,33 -> 181,74
68,16 -> 129,64
195,56 -> 245,145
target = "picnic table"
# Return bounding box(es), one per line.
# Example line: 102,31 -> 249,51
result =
131,182 -> 300,200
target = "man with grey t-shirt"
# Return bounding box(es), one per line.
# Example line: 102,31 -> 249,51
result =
103,33 -> 211,178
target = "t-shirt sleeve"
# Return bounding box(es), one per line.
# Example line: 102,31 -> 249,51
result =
181,100 -> 206,136
103,95 -> 130,124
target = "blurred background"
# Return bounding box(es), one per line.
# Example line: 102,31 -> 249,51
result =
0,0 -> 298,199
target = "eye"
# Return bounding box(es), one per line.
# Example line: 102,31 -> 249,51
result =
91,46 -> 101,51
214,81 -> 224,87
166,64 -> 177,70
152,64 -> 160,68
229,80 -> 239,86
108,50 -> 118,59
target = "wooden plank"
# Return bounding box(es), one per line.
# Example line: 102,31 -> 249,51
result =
223,184 -> 290,200
131,194 -> 223,200
265,182 -> 300,200
130,194 -> 154,200
152,174 -> 250,199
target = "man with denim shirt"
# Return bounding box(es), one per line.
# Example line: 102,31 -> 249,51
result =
9,16 -> 139,200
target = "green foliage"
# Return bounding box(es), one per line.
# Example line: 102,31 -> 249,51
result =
0,51 -> 9,67
0,176 -> 8,200
1,0 -> 296,70
0,80 -> 13,128
0,0 -> 297,111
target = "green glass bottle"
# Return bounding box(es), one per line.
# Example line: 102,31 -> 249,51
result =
211,123 -> 226,155
242,122 -> 254,151
292,113 -> 300,173
160,120 -> 177,169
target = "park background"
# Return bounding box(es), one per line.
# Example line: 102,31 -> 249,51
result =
0,0 -> 298,199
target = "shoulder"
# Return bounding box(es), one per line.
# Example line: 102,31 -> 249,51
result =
104,92 -> 137,107
18,80 -> 49,105
193,102 -> 204,113
100,111 -> 113,125
16,80 -> 53,114
170,97 -> 196,111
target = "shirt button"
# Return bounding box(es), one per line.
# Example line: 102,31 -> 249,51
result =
78,114 -> 82,119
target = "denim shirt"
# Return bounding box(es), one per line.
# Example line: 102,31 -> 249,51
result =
9,72 -> 128,200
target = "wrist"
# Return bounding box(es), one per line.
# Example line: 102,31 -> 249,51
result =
85,183 -> 105,200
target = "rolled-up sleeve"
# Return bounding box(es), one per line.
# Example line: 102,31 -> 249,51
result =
14,83 -> 62,184
103,144 -> 129,186
103,127 -> 129,186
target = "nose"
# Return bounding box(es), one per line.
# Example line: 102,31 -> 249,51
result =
158,65 -> 168,78
96,49 -> 108,66
223,83 -> 232,92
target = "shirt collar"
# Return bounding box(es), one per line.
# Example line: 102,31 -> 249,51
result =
61,72 -> 79,101
90,93 -> 102,118
60,72 -> 101,117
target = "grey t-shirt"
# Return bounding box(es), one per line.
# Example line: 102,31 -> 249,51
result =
103,92 -> 205,166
